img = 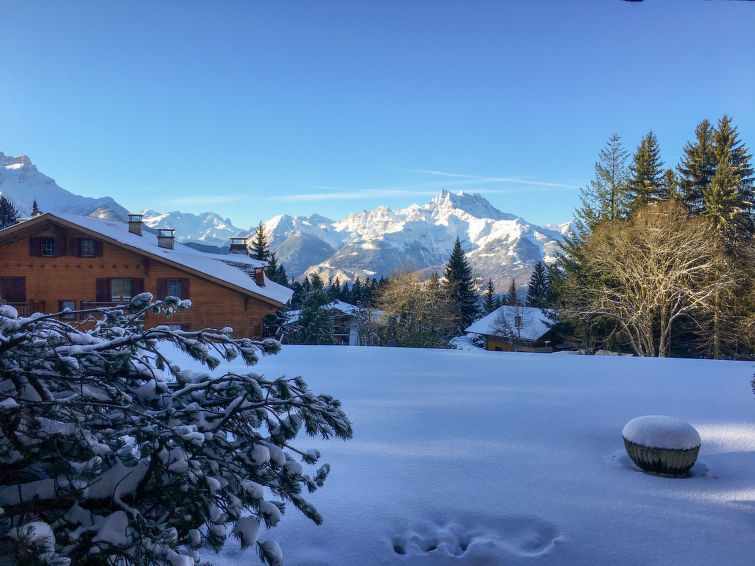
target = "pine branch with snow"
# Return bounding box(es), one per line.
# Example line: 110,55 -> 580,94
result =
0,296 -> 351,565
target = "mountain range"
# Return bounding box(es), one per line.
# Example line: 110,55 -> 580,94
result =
0,152 -> 570,290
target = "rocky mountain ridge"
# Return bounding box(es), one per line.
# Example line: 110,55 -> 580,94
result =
0,152 -> 569,289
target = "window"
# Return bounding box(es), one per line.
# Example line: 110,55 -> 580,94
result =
156,278 -> 189,300
80,239 -> 95,257
42,237 -> 56,257
110,278 -> 133,302
59,300 -> 76,320
167,279 -> 182,298
96,278 -> 144,303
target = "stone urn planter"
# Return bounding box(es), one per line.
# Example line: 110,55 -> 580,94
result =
622,415 -> 701,477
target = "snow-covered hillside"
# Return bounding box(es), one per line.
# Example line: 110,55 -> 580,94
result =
194,345 -> 754,566
0,153 -> 128,220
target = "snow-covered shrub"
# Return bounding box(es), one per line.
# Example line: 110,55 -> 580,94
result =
0,295 -> 351,565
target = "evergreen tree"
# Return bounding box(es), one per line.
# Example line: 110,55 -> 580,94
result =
292,273 -> 334,344
677,119 -> 716,213
251,221 -> 270,261
261,252 -> 289,287
704,144 -> 748,246
0,195 -> 19,229
664,168 -> 680,201
262,253 -> 292,337
442,238 -> 479,332
526,261 -> 550,307
329,276 -> 342,302
339,281 -> 351,304
267,251 -> 279,282
705,115 -> 754,241
364,278 -> 376,306
506,278 -> 518,306
31,199 -> 40,215
274,260 -> 288,287
482,279 -> 498,314
626,131 -> 666,212
0,296 -> 350,566
289,279 -> 305,310
575,133 -> 629,230
351,277 -> 363,306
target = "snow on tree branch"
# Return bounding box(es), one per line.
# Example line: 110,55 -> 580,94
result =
0,294 -> 352,566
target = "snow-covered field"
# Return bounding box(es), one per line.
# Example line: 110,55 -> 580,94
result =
196,346 -> 754,566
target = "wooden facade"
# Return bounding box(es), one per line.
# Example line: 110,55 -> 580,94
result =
0,216 -> 285,338
483,334 -> 554,353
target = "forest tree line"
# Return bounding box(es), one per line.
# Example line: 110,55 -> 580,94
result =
258,115 -> 753,359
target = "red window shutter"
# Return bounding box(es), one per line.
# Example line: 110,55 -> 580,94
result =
29,237 -> 42,257
95,278 -> 109,302
131,278 -> 144,296
94,240 -> 104,257
181,278 -> 190,299
156,279 -> 167,299
69,238 -> 81,257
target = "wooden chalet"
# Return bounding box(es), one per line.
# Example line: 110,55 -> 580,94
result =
465,305 -> 555,352
0,212 -> 292,338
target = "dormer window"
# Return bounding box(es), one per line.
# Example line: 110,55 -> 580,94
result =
41,237 -> 56,257
80,239 -> 95,257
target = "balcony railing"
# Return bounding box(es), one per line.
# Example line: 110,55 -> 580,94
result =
2,301 -> 144,321
6,301 -> 45,317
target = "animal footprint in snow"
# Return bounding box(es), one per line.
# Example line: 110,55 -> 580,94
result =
391,517 -> 558,558
391,526 -> 469,557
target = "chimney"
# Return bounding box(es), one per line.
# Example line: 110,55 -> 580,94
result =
228,237 -> 249,255
254,266 -> 266,286
157,228 -> 175,250
128,214 -> 143,236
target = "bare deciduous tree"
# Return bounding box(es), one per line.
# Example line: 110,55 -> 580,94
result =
375,270 -> 458,348
561,200 -> 734,357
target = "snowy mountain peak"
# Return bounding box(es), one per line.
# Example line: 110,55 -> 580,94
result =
0,152 -> 128,220
1,153 -> 567,289
427,190 -> 514,221
0,152 -> 33,169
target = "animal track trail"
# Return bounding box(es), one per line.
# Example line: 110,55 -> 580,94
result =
391,517 -> 559,559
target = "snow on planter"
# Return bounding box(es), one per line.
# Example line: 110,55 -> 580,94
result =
622,415 -> 701,476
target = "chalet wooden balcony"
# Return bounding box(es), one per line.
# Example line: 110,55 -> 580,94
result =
6,301 -> 45,317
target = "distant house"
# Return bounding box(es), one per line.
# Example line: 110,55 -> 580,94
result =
0,212 -> 292,338
283,300 -> 379,345
466,305 -> 555,352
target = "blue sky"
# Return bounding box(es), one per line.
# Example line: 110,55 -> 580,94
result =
1,0 -> 753,227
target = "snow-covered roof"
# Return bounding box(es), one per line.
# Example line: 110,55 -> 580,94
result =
283,300 -> 383,326
283,301 -> 359,325
465,305 -> 552,341
329,300 -> 361,315
10,213 -> 293,306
